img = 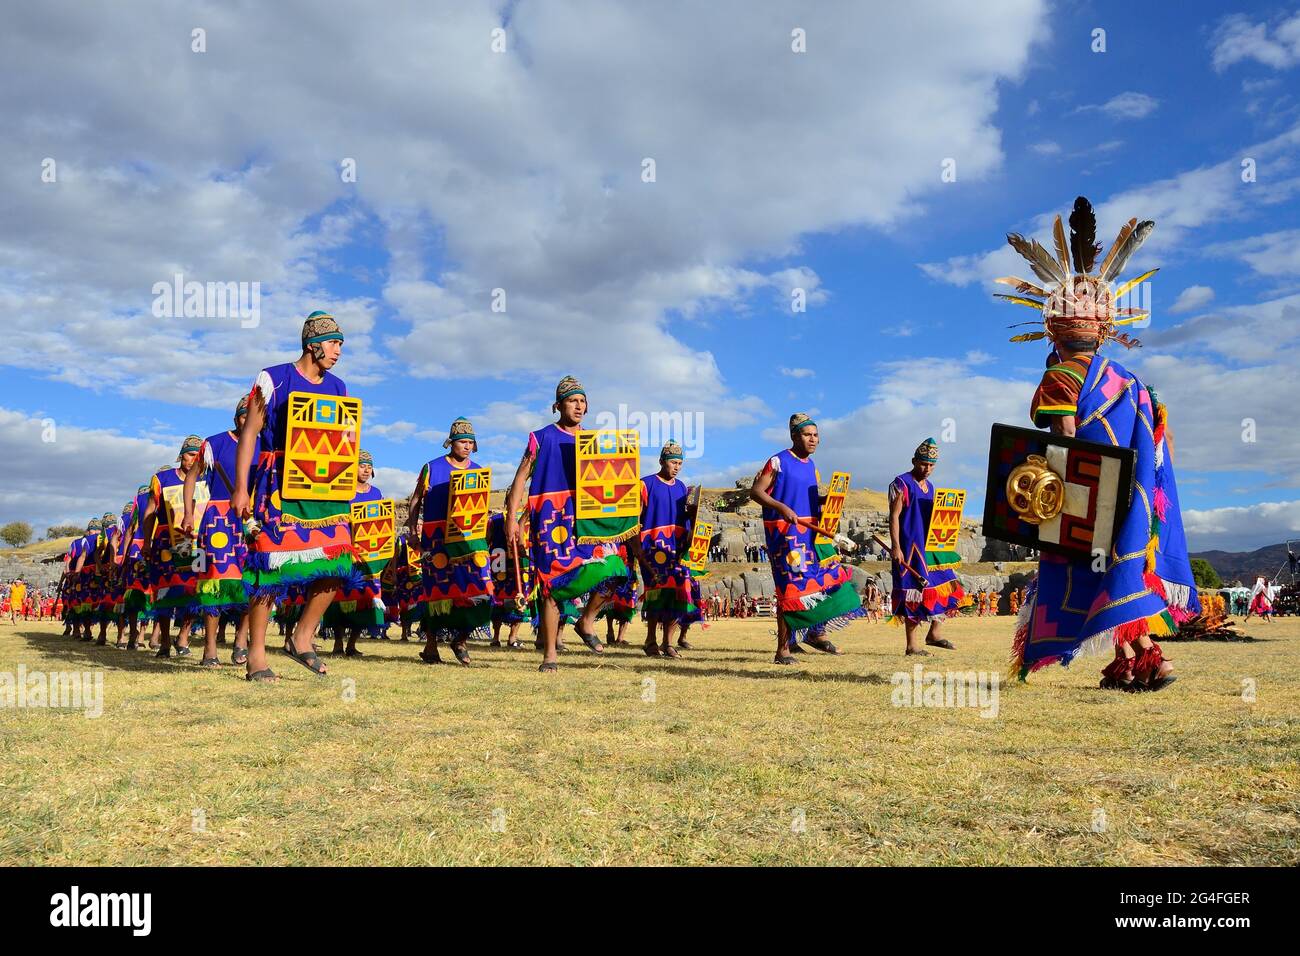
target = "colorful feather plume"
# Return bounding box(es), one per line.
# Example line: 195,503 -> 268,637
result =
1096,217 -> 1137,282
1111,267 -> 1158,301
994,293 -> 1046,309
994,276 -> 1049,297
1101,220 -> 1155,283
1052,215 -> 1071,277
1007,232 -> 1066,286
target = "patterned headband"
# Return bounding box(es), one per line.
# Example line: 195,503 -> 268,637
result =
302,310 -> 344,346
553,375 -> 586,410
442,417 -> 478,450
789,412 -> 817,438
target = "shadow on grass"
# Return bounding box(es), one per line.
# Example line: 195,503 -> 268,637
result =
13,630 -> 191,674
552,656 -> 895,684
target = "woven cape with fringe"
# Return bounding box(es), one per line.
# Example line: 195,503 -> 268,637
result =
638,473 -> 702,626
145,468 -> 200,620
487,513 -> 533,626
322,484 -> 388,637
415,456 -> 494,640
888,471 -> 966,623
242,363 -> 359,599
523,424 -> 630,604
759,448 -> 864,638
1011,354 -> 1199,678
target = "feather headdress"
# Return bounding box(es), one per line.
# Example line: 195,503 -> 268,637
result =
995,196 -> 1156,349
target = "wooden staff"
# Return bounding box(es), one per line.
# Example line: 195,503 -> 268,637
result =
509,527 -> 527,613
794,517 -> 857,552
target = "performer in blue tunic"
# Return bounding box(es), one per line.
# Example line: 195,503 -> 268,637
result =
749,413 -> 862,665
638,441 -> 699,657
888,438 -> 965,654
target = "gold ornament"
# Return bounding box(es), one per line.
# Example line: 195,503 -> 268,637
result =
1006,455 -> 1064,524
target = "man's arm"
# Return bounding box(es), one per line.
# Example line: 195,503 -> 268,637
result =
230,394 -> 265,520
405,466 -> 426,538
181,453 -> 204,536
749,464 -> 797,524
139,494 -> 159,558
1049,415 -> 1076,438
888,489 -> 905,566
504,445 -> 535,547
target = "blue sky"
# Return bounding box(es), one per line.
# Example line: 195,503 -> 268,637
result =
2,0 -> 1299,552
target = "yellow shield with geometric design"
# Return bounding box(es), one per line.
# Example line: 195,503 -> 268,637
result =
350,498 -> 395,563
445,468 -> 490,544
814,471 -> 851,544
684,520 -> 713,573
283,392 -> 363,501
162,480 -> 209,548
575,430 -> 640,520
924,488 -> 965,552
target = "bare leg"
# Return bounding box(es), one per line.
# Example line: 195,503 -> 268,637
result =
291,582 -> 338,669
774,614 -> 792,661
203,614 -> 219,661
539,597 -> 560,667
904,619 -> 925,654
576,593 -> 607,652
246,596 -> 273,676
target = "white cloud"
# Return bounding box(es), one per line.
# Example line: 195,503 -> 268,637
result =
371,466 -> 421,500
1075,91 -> 1159,120
1169,285 -> 1215,314
759,355 -> 1033,509
368,421 -> 423,442
1,0 -> 1051,439
918,122 -> 1300,288
1183,499 -> 1300,552
780,367 -> 815,378
1030,141 -> 1061,155
1207,229 -> 1300,277
0,406 -> 176,534
1211,12 -> 1300,71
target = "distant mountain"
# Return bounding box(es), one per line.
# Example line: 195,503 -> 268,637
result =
1192,543 -> 1298,585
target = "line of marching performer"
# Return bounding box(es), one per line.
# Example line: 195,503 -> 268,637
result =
50,197 -> 1201,692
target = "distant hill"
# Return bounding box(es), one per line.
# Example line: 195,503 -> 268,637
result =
1192,543 -> 1296,585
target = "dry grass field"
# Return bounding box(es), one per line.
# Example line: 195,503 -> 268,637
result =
1,613 -> 1296,865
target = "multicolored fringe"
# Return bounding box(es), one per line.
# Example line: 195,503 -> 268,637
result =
244,544 -> 361,600
421,596 -> 492,642
1008,574 -> 1038,681
783,584 -> 865,640
545,551 -> 628,604
1009,575 -> 1179,680
888,578 -> 965,625
196,577 -> 249,617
